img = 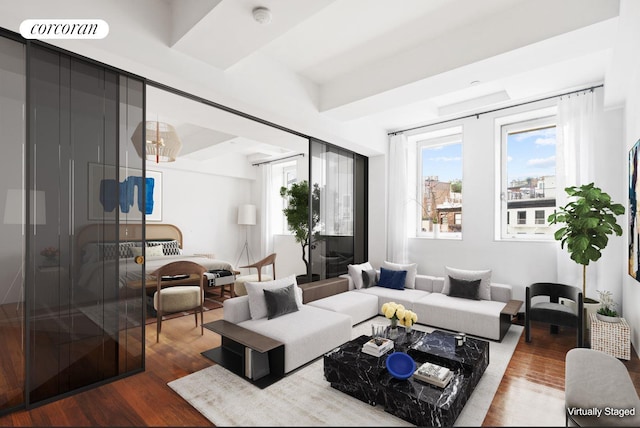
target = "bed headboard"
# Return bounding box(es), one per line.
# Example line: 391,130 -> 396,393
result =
76,223 -> 184,249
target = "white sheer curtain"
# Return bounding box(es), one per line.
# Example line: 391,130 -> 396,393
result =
260,163 -> 274,276
387,133 -> 410,263
555,88 -> 603,293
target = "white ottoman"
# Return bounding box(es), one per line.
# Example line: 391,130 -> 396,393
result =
308,291 -> 378,326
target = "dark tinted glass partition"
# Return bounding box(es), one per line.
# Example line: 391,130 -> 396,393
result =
26,43 -> 145,406
0,34 -> 26,414
309,140 -> 367,281
0,35 -> 146,412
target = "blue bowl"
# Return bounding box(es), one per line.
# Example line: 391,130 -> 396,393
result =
385,352 -> 416,380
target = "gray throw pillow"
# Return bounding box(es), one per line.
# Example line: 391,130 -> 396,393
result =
361,269 -> 379,288
448,276 -> 481,300
263,283 -> 299,320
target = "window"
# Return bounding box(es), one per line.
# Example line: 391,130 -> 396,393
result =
271,160 -> 298,235
413,127 -> 463,238
499,113 -> 556,240
517,211 -> 526,225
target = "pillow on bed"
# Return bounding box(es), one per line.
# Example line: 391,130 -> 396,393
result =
245,275 -> 302,320
147,240 -> 182,256
145,245 -> 165,257
82,242 -> 137,263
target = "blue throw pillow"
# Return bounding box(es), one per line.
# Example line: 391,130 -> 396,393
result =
378,267 -> 406,290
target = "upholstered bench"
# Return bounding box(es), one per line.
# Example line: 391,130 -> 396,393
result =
565,348 -> 640,426
307,291 -> 378,326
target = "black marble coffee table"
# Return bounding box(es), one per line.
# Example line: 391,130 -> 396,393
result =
323,329 -> 489,427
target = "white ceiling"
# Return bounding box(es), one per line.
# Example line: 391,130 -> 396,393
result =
0,0 -> 628,165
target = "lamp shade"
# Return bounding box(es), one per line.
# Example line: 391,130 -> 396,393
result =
131,121 -> 183,162
237,204 -> 256,226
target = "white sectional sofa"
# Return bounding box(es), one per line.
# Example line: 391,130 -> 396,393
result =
223,293 -> 352,374
222,268 -> 519,376
308,272 -> 516,341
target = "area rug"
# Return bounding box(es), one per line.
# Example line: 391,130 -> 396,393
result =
168,317 -> 523,426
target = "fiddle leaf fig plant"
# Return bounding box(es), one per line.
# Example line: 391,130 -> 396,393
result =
280,180 -> 321,279
548,183 -> 625,300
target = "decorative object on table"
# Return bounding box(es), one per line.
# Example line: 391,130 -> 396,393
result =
413,361 -> 454,388
548,183 -> 625,304
371,322 -> 387,345
40,246 -> 59,265
382,301 -> 416,339
595,289 -> 620,323
279,180 -> 321,284
400,308 -> 418,333
362,337 -> 394,357
385,352 -> 416,380
455,335 -> 464,348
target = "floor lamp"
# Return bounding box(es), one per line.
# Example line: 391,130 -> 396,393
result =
236,204 -> 256,267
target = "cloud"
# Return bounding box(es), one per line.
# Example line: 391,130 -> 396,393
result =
527,156 -> 555,168
535,137 -> 555,146
507,156 -> 513,162
512,127 -> 556,142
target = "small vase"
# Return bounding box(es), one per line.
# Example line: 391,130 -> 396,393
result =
405,324 -> 412,333
388,318 -> 399,340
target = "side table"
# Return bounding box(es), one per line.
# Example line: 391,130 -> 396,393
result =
202,320 -> 284,388
589,313 -> 630,360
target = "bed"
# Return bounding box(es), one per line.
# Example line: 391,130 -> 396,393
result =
76,223 -> 236,293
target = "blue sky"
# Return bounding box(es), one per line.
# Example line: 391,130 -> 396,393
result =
421,144 -> 462,182
507,126 -> 556,182
420,126 -> 556,183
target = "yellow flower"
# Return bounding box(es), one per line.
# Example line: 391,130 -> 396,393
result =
396,308 -> 406,320
384,306 -> 396,319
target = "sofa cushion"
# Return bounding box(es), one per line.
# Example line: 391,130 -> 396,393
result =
238,306 -> 351,373
347,262 -> 373,290
414,293 -> 505,340
361,269 -> 378,288
264,283 -> 299,319
245,275 -> 302,320
378,267 -> 406,290
307,291 -> 378,326
357,286 -> 429,314
382,261 -> 418,288
443,266 -> 492,301
448,276 -> 481,300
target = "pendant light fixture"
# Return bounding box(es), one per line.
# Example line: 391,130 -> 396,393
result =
131,121 -> 183,163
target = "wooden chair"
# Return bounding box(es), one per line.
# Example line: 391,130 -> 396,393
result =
525,282 -> 583,348
234,253 -> 277,296
152,261 -> 207,342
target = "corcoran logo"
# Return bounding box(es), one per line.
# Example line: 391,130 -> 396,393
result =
19,19 -> 109,39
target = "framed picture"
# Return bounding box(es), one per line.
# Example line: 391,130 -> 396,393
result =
88,163 -> 162,222
629,139 -> 639,281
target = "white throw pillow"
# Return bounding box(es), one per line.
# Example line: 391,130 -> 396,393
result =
146,245 -> 165,257
382,261 -> 418,289
347,262 -> 373,289
245,274 -> 302,320
442,266 -> 492,301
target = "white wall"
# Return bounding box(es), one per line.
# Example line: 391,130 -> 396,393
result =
621,0 -> 640,356
149,164 -> 253,266
370,98 -> 624,305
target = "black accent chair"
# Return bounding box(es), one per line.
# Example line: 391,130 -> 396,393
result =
525,282 -> 583,348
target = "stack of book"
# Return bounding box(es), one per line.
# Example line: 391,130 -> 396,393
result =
361,338 -> 394,357
413,361 -> 453,388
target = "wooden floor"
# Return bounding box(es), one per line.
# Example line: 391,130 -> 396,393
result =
1,311 -> 639,427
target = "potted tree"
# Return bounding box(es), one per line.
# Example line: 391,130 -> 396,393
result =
280,180 -> 321,284
548,183 -> 625,330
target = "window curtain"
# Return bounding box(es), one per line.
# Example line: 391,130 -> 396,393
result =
387,133 -> 410,263
555,88 -> 603,295
260,163 -> 274,277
